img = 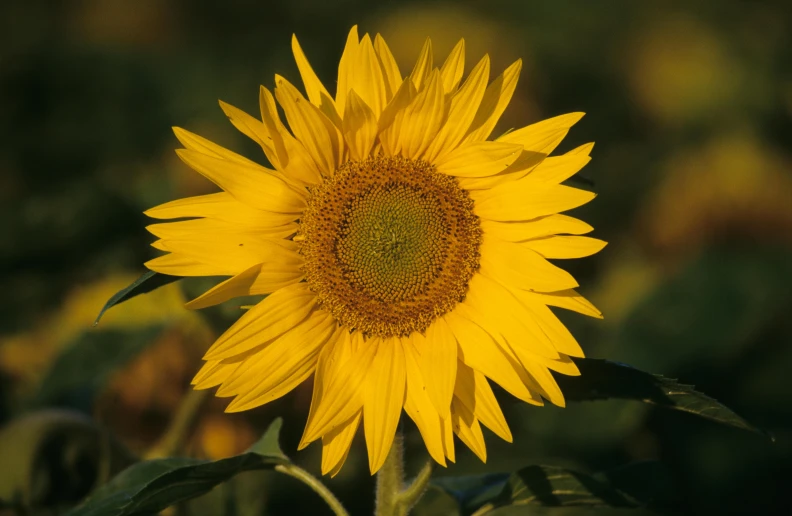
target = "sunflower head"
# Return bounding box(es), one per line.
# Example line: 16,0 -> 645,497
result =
144,26 -> 605,475
300,155 -> 481,338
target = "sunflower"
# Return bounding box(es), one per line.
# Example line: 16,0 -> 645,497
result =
145,26 -> 605,476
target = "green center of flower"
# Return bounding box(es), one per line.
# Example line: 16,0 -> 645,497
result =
300,157 -> 481,338
336,182 -> 448,303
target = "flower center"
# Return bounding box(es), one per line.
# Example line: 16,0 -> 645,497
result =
299,156 -> 481,338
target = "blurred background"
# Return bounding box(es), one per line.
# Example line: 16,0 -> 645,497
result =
1,0 -> 791,514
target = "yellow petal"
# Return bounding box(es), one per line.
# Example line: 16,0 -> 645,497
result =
507,290 -> 586,357
440,39 -> 465,93
464,59 -> 522,143
445,311 -> 541,405
508,347 -> 566,407
440,411 -> 455,463
145,192 -> 297,227
480,214 -> 593,242
403,338 -> 447,466
522,235 -> 607,259
498,113 -> 586,157
473,181 -> 596,222
542,354 -> 581,377
480,236 -> 579,292
527,146 -> 593,184
192,360 -> 239,390
398,70 -> 446,159
529,289 -> 603,319
184,261 -> 303,310
216,102 -> 279,166
464,273 -> 559,360
203,283 -> 317,361
452,302 -> 546,407
173,126 -> 260,168
353,34 -> 388,117
322,412 -> 361,477
175,149 -> 307,214
221,310 -> 335,406
424,55 -> 490,162
409,38 -> 433,90
364,338 -> 407,474
274,76 -> 342,175
435,141 -> 523,177
300,336 -> 377,446
304,328 -> 346,443
415,318 -> 457,420
461,125 -> 588,191
451,397 -> 486,462
259,86 -> 323,184
453,361 -> 512,442
291,34 -> 333,108
153,234 -> 298,274
465,295 -> 566,407
466,283 -> 567,407
215,101 -> 312,187
342,90 -> 377,160
146,218 -> 297,241
378,78 -> 417,156
148,238 -> 297,278
335,26 -> 360,115
373,34 -> 402,100
145,252 -> 226,277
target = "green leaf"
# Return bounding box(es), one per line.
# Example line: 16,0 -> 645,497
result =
246,417 -> 288,461
31,326 -> 164,412
431,462 -> 675,516
411,485 -> 462,516
486,507 -> 656,515
556,358 -> 769,439
94,271 -> 180,325
431,474 -> 509,515
490,465 -> 636,512
66,418 -> 290,516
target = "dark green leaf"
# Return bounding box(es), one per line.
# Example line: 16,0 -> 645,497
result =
411,485 -> 462,516
556,358 -> 769,439
66,418 -> 290,516
486,507 -> 656,515
94,271 -> 180,326
431,462 -> 676,516
431,473 -> 509,515
495,465 -> 636,509
31,326 -> 164,412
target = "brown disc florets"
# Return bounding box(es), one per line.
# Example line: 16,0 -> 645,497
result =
299,156 -> 481,338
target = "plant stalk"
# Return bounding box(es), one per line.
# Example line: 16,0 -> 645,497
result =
275,463 -> 350,516
376,430 -> 434,516
375,433 -> 405,516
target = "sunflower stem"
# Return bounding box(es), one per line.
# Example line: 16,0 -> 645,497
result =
275,463 -> 349,516
375,432 -> 405,516
395,460 -> 433,515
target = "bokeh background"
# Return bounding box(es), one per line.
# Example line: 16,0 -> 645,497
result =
1,0 -> 791,514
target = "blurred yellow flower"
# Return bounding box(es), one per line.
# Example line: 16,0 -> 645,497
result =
145,27 -> 604,475
0,275 -> 196,392
642,132 -> 792,254
627,15 -> 744,125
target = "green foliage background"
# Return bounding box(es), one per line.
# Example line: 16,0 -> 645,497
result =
1,0 -> 791,514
